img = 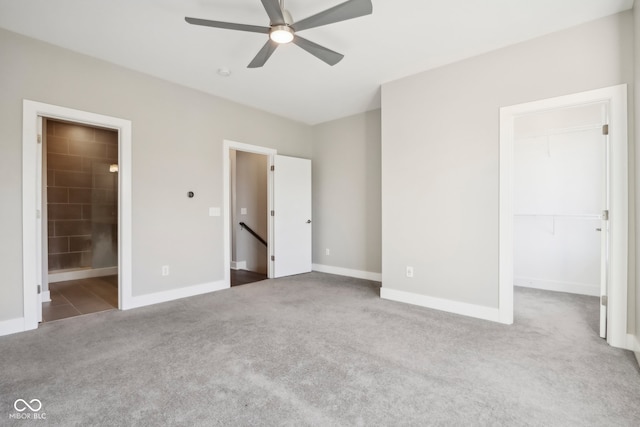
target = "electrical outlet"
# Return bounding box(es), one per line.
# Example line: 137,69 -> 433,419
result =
406,266 -> 414,278
162,265 -> 170,276
325,248 -> 330,256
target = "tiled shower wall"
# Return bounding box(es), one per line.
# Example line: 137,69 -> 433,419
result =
46,119 -> 118,272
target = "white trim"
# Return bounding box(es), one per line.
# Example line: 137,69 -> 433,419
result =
231,261 -> 247,271
514,278 -> 599,297
627,334 -> 640,352
22,100 -> 133,333
48,267 -> 119,283
380,287 -> 502,323
41,291 -> 51,303
0,318 -> 27,337
312,263 -> 382,282
499,85 -> 629,348
122,280 -> 227,310
223,140 -> 277,287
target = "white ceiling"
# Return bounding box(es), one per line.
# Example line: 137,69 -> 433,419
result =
0,0 -> 634,124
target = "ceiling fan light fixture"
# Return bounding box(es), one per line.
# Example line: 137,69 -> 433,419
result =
269,25 -> 294,44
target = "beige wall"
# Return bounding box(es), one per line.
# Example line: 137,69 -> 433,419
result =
381,12 -> 634,309
311,110 -> 382,274
0,28 -> 312,321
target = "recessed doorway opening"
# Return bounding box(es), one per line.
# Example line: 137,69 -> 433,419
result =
22,100 -> 133,333
42,118 -> 120,321
230,149 -> 269,287
499,84 -> 629,349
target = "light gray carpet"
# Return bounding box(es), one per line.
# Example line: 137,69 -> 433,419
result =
1,273 -> 639,426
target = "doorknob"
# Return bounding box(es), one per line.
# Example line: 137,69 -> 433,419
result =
306,219 -> 312,224
596,228 -> 602,231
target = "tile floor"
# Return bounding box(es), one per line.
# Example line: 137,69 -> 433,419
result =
42,275 -> 118,322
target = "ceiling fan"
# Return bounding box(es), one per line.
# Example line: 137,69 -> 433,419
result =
185,0 -> 373,68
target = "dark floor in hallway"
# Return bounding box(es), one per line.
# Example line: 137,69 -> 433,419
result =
42,275 -> 118,322
231,269 -> 268,287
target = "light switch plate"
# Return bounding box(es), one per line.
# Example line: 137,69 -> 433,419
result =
209,207 -> 221,217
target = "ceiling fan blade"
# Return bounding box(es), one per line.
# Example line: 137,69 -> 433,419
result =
185,17 -> 270,34
291,0 -> 372,32
261,0 -> 285,25
292,36 -> 344,66
248,40 -> 279,68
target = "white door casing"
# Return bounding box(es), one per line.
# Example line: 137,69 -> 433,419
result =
273,155 -> 312,278
499,85 -> 629,349
22,100 -> 132,332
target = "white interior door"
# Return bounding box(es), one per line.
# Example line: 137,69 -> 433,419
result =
273,155 -> 312,278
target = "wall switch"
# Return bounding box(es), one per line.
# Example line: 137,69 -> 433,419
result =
325,248 -> 330,256
240,208 -> 247,215
406,266 -> 414,278
162,265 -> 170,276
209,207 -> 221,217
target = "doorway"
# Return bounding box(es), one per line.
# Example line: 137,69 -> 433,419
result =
42,118 -> 119,321
512,102 -> 606,333
499,85 -> 629,349
22,100 -> 133,332
222,140 -> 313,287
230,149 -> 269,286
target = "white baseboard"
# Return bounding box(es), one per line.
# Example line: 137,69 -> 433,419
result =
231,261 -> 246,271
312,264 -> 381,282
41,290 -> 51,303
380,287 -> 502,324
49,266 -> 118,283
514,277 -> 599,297
0,317 -> 27,337
122,280 -> 228,310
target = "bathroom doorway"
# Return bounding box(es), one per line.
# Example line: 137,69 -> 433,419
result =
42,119 -> 119,321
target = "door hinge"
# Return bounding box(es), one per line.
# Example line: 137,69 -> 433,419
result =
37,285 -> 41,294
271,255 -> 275,261
601,295 -> 608,307
37,134 -> 42,144
270,165 -> 275,171
271,210 -> 275,216
36,209 -> 41,219
602,210 -> 609,221
602,124 -> 609,136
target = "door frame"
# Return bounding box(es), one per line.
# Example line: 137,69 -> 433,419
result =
222,140 -> 276,285
22,100 -> 133,331
498,85 -> 629,348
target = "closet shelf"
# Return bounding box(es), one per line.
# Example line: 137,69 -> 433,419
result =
514,213 -> 602,220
